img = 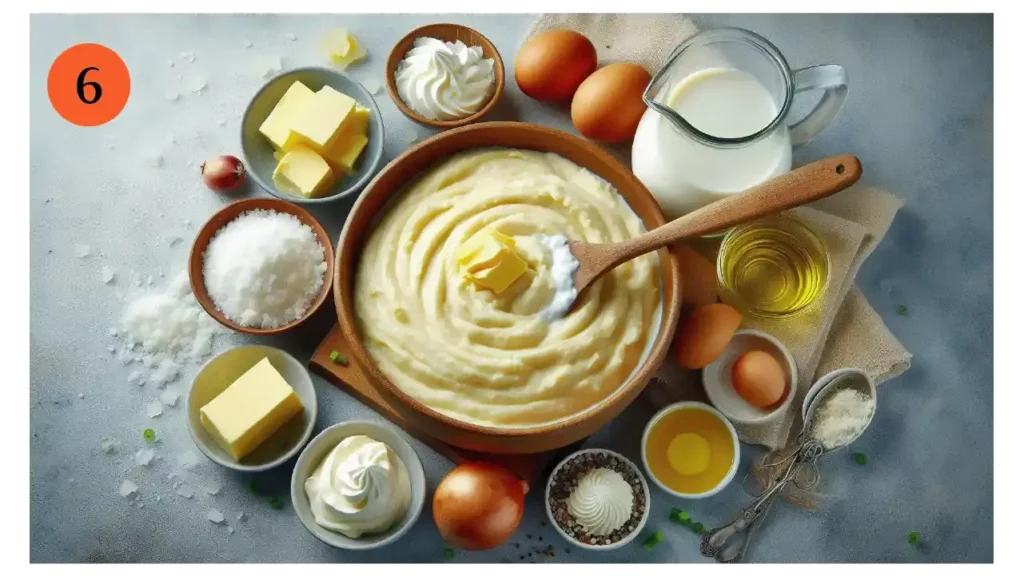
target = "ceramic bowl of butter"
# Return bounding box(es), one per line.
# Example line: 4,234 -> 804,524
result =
331,122 -> 682,454
186,345 -> 318,472
241,66 -> 385,203
291,420 -> 427,551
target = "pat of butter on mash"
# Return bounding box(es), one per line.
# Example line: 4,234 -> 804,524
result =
456,230 -> 528,294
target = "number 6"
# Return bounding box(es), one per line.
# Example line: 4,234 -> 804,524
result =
77,67 -> 102,104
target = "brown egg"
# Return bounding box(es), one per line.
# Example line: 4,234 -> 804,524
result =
571,63 -> 652,142
675,244 -> 719,307
673,303 -> 742,369
732,350 -> 787,409
514,30 -> 597,102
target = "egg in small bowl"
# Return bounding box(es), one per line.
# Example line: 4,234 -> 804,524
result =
641,402 -> 739,499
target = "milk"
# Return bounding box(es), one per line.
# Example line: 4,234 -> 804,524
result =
632,67 -> 792,218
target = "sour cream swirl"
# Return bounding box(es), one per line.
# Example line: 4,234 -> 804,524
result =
567,468 -> 634,536
394,37 -> 495,121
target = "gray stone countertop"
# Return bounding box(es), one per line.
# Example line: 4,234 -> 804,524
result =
29,13 -> 992,563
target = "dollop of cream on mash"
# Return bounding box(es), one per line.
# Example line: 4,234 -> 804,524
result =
354,149 -> 661,428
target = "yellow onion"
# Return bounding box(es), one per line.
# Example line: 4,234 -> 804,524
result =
433,462 -> 528,550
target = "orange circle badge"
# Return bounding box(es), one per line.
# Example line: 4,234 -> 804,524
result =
47,43 -> 131,127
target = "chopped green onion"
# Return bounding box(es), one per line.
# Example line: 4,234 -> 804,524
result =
142,428 -> 156,442
329,350 -> 348,365
669,509 -> 692,525
908,531 -> 921,545
896,304 -> 908,316
642,530 -> 664,550
443,547 -> 455,559
690,522 -> 705,534
268,495 -> 285,510
853,452 -> 867,465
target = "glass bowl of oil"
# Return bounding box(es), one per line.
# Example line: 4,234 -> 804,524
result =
716,215 -> 830,319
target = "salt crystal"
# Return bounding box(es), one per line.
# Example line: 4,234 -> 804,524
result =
179,451 -> 200,470
75,244 -> 92,258
208,509 -> 225,524
167,92 -> 180,102
203,481 -> 221,495
119,480 -> 139,498
203,209 -> 327,329
156,495 -> 162,502
147,275 -> 154,286
216,119 -> 227,127
146,154 -> 164,168
146,400 -> 163,418
68,477 -> 75,484
102,266 -> 115,284
100,437 -> 119,454
107,345 -> 115,354
227,526 -> 235,534
236,511 -> 245,521
148,358 -> 180,388
169,237 -> 183,248
179,51 -> 193,61
137,502 -> 145,508
168,135 -> 177,145
135,449 -> 155,466
243,40 -> 252,48
189,77 -> 207,94
167,472 -> 178,481
189,55 -> 196,63
260,56 -> 283,79
285,32 -> 296,41
127,370 -> 144,386
176,484 -> 195,499
78,393 -> 85,399
167,59 -> 174,67
108,327 -> 118,337
160,385 -> 180,407
184,220 -> 192,227
362,79 -> 381,95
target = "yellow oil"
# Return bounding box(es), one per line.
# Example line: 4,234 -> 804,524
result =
717,215 -> 830,319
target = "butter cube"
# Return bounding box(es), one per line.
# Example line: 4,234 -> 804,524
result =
457,231 -> 528,294
283,86 -> 356,153
199,358 -> 304,461
322,105 -> 370,174
258,81 -> 316,149
273,147 -> 336,198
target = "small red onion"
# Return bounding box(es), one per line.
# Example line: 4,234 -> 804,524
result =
201,155 -> 245,192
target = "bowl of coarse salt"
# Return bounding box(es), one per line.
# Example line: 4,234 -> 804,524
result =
802,369 -> 877,452
189,197 -> 334,335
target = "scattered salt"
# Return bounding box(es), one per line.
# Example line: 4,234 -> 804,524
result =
362,79 -> 381,95
108,328 -> 118,337
156,495 -> 162,502
119,479 -> 139,498
137,502 -> 144,508
285,32 -> 296,41
127,370 -> 144,386
167,59 -> 174,67
146,154 -> 164,168
227,526 -> 235,534
146,400 -> 163,418
78,393 -> 85,399
135,449 -> 155,466
208,509 -> 225,524
179,451 -> 200,470
184,219 -> 192,227
68,477 -> 75,484
107,345 -> 116,354
189,77 -> 207,93
202,209 -> 327,329
243,40 -> 252,48
102,266 -> 115,284
169,237 -> 183,248
147,275 -> 154,286
260,56 -> 283,79
160,386 -> 180,407
216,118 -> 227,127
167,92 -> 180,102
236,511 -> 245,521
203,481 -> 221,495
75,244 -> 92,258
100,437 -> 119,454
179,51 -> 193,61
168,135 -> 177,145
176,484 -> 195,499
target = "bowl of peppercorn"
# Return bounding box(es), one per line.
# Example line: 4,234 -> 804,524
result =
544,448 -> 650,551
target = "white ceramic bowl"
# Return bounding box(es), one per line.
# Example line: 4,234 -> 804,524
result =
290,421 -> 426,551
701,329 -> 798,425
186,345 -> 318,472
544,448 -> 651,551
640,401 -> 740,499
802,368 -> 877,451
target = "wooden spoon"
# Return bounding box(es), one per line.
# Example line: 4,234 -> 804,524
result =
570,154 -> 863,297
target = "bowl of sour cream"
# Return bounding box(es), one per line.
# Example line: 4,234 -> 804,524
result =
385,23 -> 505,129
290,421 -> 426,550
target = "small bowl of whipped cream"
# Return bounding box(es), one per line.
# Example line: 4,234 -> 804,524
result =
545,448 -> 651,551
290,421 -> 426,550
386,23 -> 504,128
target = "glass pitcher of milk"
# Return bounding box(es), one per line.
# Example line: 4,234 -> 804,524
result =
632,27 -> 848,218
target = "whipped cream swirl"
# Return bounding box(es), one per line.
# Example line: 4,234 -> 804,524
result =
304,435 -> 411,538
394,37 -> 495,121
567,468 -> 634,536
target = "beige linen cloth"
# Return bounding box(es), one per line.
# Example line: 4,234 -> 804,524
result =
525,14 -> 912,449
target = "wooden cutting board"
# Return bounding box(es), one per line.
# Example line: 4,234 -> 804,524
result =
309,325 -> 582,486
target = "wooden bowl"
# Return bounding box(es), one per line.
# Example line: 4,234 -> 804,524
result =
333,122 -> 682,454
385,23 -> 505,129
189,197 -> 334,336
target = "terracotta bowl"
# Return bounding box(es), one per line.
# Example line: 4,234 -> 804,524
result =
385,23 -> 505,129
332,122 -> 682,454
189,197 -> 334,336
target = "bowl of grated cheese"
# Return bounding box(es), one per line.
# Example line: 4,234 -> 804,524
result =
189,197 -> 334,336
